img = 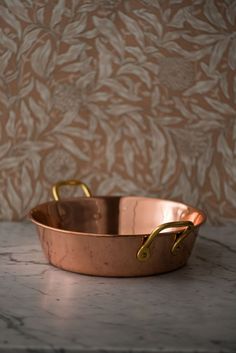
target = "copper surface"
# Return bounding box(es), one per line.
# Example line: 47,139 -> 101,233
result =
30,196 -> 206,277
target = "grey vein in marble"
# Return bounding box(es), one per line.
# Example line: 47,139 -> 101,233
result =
0,221 -> 236,353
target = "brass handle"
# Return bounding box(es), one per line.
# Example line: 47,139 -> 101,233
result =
137,221 -> 194,262
52,179 -> 92,201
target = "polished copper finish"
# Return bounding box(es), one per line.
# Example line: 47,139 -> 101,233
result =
30,184 -> 206,277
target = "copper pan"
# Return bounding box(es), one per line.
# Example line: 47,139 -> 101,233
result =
30,180 -> 206,277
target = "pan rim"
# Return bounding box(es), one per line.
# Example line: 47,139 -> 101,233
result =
29,195 -> 207,238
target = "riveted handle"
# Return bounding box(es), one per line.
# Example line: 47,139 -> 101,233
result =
52,179 -> 92,201
137,221 -> 194,262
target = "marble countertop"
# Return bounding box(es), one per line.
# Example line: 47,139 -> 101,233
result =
0,221 -> 236,353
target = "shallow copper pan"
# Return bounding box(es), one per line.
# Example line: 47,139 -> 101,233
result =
30,180 -> 206,277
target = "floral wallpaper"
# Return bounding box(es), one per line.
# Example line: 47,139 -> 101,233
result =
0,0 -> 235,223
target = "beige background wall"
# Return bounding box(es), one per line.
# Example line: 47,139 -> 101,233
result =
0,0 -> 235,223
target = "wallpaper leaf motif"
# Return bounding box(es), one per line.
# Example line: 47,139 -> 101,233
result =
0,0 -> 235,223
204,0 -> 227,29
31,40 -> 52,77
51,0 -> 65,28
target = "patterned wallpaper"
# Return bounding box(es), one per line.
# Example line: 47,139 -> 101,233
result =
0,0 -> 235,223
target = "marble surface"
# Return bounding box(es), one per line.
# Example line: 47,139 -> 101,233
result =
0,221 -> 236,353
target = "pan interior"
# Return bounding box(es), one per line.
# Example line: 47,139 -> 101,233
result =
31,197 -> 205,235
